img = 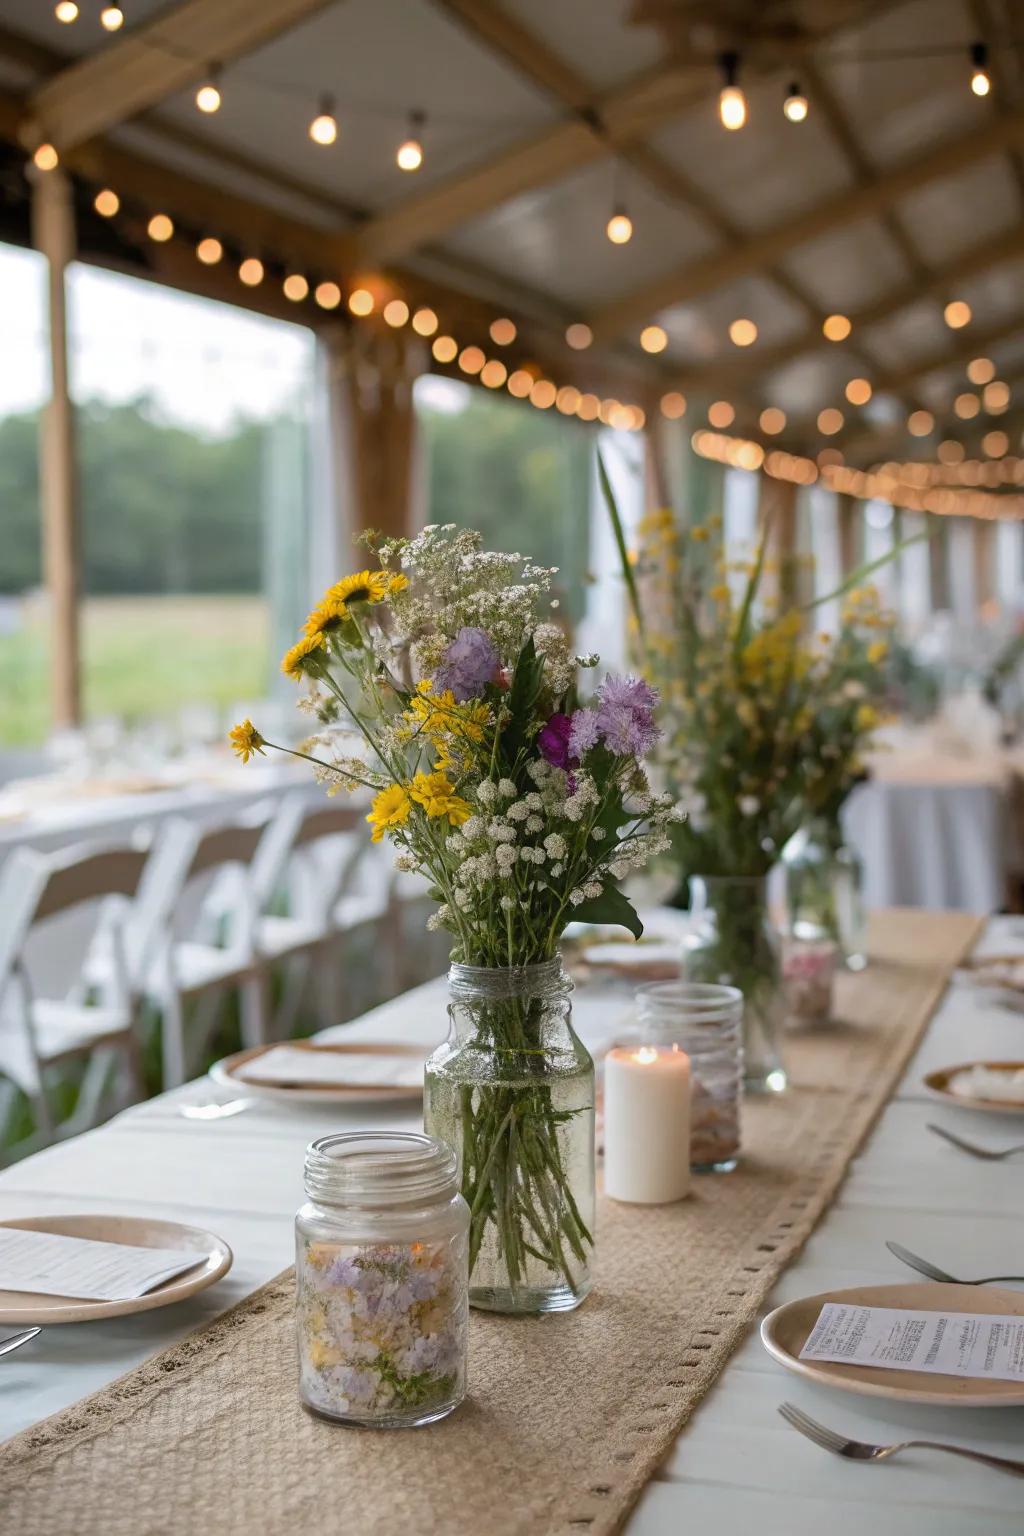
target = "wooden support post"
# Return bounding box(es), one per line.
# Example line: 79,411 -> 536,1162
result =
928,518 -> 951,611
340,328 -> 426,542
974,519 -> 997,615
31,168 -> 80,730
759,475 -> 799,609
837,493 -> 859,576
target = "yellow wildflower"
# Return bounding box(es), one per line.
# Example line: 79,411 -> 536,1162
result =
303,597 -> 350,638
709,583 -> 731,603
386,572 -> 409,595
855,704 -> 880,732
326,569 -> 392,607
867,639 -> 889,665
281,632 -> 325,680
406,685 -> 488,752
366,783 -> 413,843
228,719 -> 265,763
690,525 -> 709,542
409,770 -> 472,826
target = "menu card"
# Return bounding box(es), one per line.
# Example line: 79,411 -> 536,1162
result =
236,1045 -> 424,1088
800,1302 -> 1024,1383
0,1228 -> 206,1301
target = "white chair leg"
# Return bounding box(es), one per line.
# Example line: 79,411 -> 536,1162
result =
240,971 -> 270,1051
160,985 -> 189,1089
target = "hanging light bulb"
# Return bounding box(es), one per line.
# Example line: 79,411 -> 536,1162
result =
54,2 -> 79,22
33,144 -> 59,172
606,206 -> 633,244
783,81 -> 808,122
309,93 -> 338,146
195,65 -> 222,115
970,41 -> 991,96
718,51 -> 747,130
100,4 -> 124,30
396,110 -> 425,172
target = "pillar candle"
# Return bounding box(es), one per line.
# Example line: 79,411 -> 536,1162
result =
604,1044 -> 691,1204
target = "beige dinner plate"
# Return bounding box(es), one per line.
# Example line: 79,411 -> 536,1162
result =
761,1281 -> 1024,1406
210,1040 -> 425,1105
0,1214 -> 232,1326
923,1060 -> 1024,1115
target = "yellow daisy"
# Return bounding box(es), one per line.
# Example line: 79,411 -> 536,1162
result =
366,783 -> 413,842
228,719 -> 265,763
326,570 -> 392,607
281,632 -> 325,680
303,597 -> 350,638
409,770 -> 472,826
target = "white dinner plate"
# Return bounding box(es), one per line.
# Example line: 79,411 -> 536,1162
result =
210,1040 -> 425,1105
761,1281 -> 1024,1407
0,1214 -> 232,1326
923,1060 -> 1024,1115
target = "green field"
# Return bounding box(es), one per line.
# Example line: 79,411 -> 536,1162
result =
0,594 -> 270,746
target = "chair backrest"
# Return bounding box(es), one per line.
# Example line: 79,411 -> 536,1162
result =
186,821 -> 267,880
292,803 -> 363,848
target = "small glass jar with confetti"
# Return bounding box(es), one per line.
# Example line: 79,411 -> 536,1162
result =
295,1131 -> 469,1428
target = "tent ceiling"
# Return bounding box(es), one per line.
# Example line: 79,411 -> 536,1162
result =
0,0 -> 1022,462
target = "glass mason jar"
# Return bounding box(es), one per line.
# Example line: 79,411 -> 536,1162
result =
636,981 -> 743,1172
782,816 -> 867,971
424,958 -> 595,1316
295,1131 -> 469,1428
681,875 -> 786,1095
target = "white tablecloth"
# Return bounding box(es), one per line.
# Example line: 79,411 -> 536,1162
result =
1,921 -> 1023,1533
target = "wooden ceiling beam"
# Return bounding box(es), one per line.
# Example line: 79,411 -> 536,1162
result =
589,106 -> 1024,341
30,0 -> 340,152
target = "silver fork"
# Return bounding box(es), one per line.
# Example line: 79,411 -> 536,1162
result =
886,1239 -> 1024,1286
927,1122 -> 1024,1161
779,1403 -> 1024,1476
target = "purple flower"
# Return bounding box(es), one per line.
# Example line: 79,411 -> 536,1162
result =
595,673 -> 660,758
538,712 -> 573,769
568,708 -> 600,759
434,626 -> 500,702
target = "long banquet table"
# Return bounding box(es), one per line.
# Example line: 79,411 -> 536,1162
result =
1,917 -> 1022,1532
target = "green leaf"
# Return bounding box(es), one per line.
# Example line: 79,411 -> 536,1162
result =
801,529 -> 931,613
568,884 -> 644,940
501,636 -> 545,765
733,515 -> 771,654
597,449 -> 644,637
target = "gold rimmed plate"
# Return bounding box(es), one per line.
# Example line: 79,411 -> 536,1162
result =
0,1214 -> 232,1326
761,1282 -> 1024,1407
210,1040 -> 425,1106
924,1060 -> 1024,1115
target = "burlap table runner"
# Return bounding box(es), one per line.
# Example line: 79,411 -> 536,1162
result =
0,909 -> 982,1536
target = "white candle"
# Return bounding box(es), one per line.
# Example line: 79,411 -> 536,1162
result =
604,1044 -> 691,1204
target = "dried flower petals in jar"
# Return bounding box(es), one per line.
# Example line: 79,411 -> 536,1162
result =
295,1132 -> 469,1427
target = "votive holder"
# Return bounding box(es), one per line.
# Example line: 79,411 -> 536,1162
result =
782,938 -> 838,1030
635,981 -> 743,1172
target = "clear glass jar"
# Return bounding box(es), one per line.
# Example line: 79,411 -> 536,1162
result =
295,1131 -> 469,1428
424,958 -> 595,1316
782,817 -> 867,971
636,981 -> 742,1172
782,937 -> 838,1028
681,875 -> 786,1095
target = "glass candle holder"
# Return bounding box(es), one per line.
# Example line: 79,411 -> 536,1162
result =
636,981 -> 743,1172
295,1131 -> 469,1428
782,937 -> 838,1029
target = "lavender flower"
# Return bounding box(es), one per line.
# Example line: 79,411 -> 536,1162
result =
538,712 -> 573,769
434,625 -> 500,702
595,673 -> 660,757
568,707 -> 600,759
597,674 -> 658,713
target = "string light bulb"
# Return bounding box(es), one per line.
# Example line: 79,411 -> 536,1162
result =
970,41 -> 991,97
147,213 -> 174,242
94,188 -> 119,217
606,206 -> 633,244
283,273 -> 309,302
32,144 -> 59,172
718,52 -> 747,131
783,82 -> 808,123
309,93 -> 338,146
196,236 -> 223,265
396,110 -> 425,172
54,2 -> 79,22
99,4 -> 124,30
195,66 -> 222,115
238,257 -> 264,287
944,299 -> 972,329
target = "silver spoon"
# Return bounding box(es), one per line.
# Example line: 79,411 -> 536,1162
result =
179,1097 -> 254,1121
0,1327 -> 40,1359
886,1240 -> 1024,1286
927,1121 -> 1024,1161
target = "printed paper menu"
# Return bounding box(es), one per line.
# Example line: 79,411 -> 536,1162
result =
0,1228 -> 206,1301
800,1302 -> 1024,1383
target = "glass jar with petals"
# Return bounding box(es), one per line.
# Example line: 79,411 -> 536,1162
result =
295,1131 -> 469,1428
782,816 -> 867,971
424,958 -> 595,1315
681,875 -> 786,1095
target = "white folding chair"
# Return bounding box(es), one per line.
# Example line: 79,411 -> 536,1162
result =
115,817 -> 270,1088
0,843 -> 148,1154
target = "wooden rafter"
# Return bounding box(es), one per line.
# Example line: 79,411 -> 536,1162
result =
30,0 -> 340,152
589,107 -> 1024,341
668,223 -> 1024,396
